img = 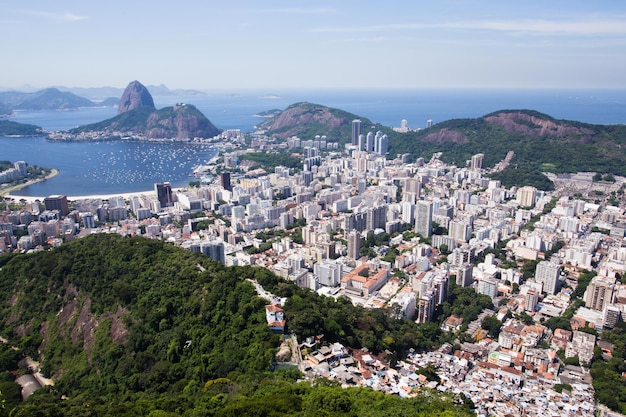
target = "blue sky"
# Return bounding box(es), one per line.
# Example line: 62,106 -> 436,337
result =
2,1 -> 626,90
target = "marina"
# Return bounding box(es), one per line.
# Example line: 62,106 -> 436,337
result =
0,136 -> 218,196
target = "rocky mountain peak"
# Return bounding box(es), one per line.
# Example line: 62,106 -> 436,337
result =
118,80 -> 155,114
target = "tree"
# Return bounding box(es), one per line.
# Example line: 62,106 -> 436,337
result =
481,315 -> 503,338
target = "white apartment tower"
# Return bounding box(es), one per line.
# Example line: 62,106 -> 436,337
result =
470,153 -> 484,170
347,230 -> 361,260
585,276 -> 616,312
517,186 -> 537,208
535,261 -> 561,295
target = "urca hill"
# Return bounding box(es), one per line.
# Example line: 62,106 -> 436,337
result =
71,80 -> 220,140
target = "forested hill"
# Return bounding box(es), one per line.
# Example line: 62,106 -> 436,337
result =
258,102 -> 376,143
0,120 -> 45,136
70,103 -> 221,140
0,234 -> 473,416
388,110 -> 626,177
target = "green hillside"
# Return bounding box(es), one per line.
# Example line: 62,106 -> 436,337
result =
0,120 -> 44,136
70,104 -> 220,139
0,235 -> 472,416
259,102 -> 377,143
70,105 -> 155,133
388,110 -> 626,182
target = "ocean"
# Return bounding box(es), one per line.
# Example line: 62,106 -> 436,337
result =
3,88 -> 626,197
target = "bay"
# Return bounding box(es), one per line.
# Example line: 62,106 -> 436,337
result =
3,88 -> 626,197
0,137 -> 216,197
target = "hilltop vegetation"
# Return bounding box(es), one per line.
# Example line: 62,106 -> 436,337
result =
70,103 -> 221,139
387,110 -> 626,180
259,106 -> 626,187
0,234 -> 472,416
0,120 -> 44,136
259,102 -> 376,143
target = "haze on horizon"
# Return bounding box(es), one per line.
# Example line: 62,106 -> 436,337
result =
1,0 -> 626,91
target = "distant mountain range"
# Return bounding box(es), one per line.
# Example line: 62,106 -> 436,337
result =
0,88 -> 108,112
0,84 -> 207,113
53,83 -> 206,101
4,91 -> 626,181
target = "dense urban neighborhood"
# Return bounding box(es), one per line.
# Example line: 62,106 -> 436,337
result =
2,124 -> 626,416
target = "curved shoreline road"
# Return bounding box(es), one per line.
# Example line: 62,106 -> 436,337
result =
0,168 -> 59,197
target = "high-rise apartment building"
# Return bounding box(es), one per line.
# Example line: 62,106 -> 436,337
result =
347,230 -> 361,260
351,119 -> 361,146
585,276 -> 615,311
535,261 -> 561,295
517,186 -> 537,208
525,289 -> 539,312
449,220 -> 472,243
415,200 -> 433,237
477,277 -> 498,299
455,264 -> 474,287
470,153 -> 484,170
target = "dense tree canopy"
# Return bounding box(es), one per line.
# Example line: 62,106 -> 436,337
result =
0,234 -> 472,416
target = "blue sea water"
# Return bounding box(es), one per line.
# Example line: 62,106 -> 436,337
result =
3,88 -> 626,197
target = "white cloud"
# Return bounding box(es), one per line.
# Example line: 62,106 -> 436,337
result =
24,10 -> 88,22
246,7 -> 336,15
310,17 -> 626,36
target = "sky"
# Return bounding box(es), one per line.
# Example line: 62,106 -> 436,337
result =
2,1 -> 626,90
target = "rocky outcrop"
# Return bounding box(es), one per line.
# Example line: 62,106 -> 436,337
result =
74,81 -> 220,139
422,128 -> 468,144
118,80 -> 155,114
258,102 -> 369,142
144,104 -> 220,139
484,111 -> 595,143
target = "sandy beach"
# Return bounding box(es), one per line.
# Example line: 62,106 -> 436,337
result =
2,170 -> 161,202
7,189 -> 157,203
0,169 -> 60,198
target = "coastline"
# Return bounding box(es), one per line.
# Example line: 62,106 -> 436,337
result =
0,168 -> 59,198
7,189 -> 156,203
2,169 -> 161,202
6,187 -> 196,203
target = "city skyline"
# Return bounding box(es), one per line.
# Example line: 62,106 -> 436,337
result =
1,1 -> 626,90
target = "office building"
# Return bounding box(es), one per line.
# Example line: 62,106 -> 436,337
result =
220,172 -> 232,192
154,182 -> 173,208
43,195 -> 69,217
